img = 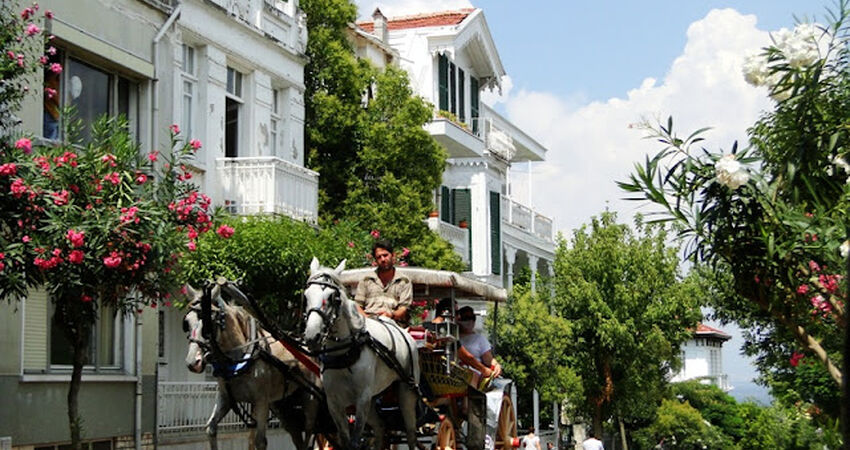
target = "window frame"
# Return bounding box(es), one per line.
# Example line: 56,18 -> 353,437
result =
270,88 -> 281,157
48,300 -> 127,373
180,43 -> 198,141
225,66 -> 244,158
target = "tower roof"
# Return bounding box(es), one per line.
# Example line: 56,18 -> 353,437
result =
694,323 -> 732,341
356,8 -> 476,33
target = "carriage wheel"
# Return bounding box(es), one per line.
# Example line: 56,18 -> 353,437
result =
437,418 -> 457,450
494,395 -> 517,450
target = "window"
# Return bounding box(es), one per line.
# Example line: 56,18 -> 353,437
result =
23,290 -> 127,373
181,44 -> 197,140
271,89 -> 281,157
438,54 -> 449,111
458,68 -> 465,123
225,67 -> 243,158
43,51 -> 139,143
449,61 -> 457,115
490,190 -> 500,274
470,76 -> 480,134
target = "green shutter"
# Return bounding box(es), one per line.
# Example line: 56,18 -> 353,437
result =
490,191 -> 501,275
23,289 -> 49,371
438,54 -> 448,111
449,62 -> 457,115
440,186 -> 451,222
452,189 -> 472,262
470,77 -> 480,134
458,68 -> 466,123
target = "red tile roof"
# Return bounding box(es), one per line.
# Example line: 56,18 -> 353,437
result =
357,8 -> 475,33
694,323 -> 731,340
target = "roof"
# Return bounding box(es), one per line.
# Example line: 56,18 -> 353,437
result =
356,8 -> 476,33
694,323 -> 732,341
339,267 -> 507,302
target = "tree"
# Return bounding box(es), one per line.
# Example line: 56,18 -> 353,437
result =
631,398 -> 733,450
301,0 -> 463,271
553,212 -> 702,442
670,381 -> 746,441
619,4 -> 849,440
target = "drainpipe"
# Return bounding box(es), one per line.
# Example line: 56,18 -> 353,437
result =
134,308 -> 143,450
140,6 -> 182,449
151,3 -> 183,159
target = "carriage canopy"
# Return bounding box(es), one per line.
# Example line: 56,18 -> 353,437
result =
339,267 -> 508,303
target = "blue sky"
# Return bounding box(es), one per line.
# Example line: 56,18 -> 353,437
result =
355,0 -> 834,403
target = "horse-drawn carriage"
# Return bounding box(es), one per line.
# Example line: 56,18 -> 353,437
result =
184,261 -> 519,450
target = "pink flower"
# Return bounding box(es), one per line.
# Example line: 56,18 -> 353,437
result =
47,46 -> 56,56
216,224 -> 235,239
0,261 -> 4,272
104,172 -> 121,185
796,284 -> 809,295
44,87 -> 56,99
81,294 -> 92,303
101,153 -> 117,167
818,274 -> 840,294
21,7 -> 33,19
22,235 -> 30,243
187,241 -> 196,251
25,23 -> 40,36
68,250 -> 84,264
51,189 -> 70,205
809,260 -> 821,273
49,63 -> 62,74
10,178 -> 28,198
0,163 -> 17,176
399,261 -> 409,267
103,251 -> 122,269
169,124 -> 180,134
44,10 -> 54,19
148,151 -> 159,162
39,55 -> 47,64
370,229 -> 380,239
347,241 -> 355,248
135,173 -> 148,184
15,138 -> 32,154
810,295 -> 832,316
790,352 -> 804,367
401,247 -> 410,257
189,139 -> 202,150
187,227 -> 198,240
66,229 -> 85,247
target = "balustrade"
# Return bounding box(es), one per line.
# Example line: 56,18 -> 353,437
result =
217,157 -> 318,222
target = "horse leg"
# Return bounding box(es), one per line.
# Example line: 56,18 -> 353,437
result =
350,391 -> 374,450
206,390 -> 232,450
301,393 -> 320,450
326,394 -> 353,450
366,404 -> 385,450
253,401 -> 270,450
398,386 -> 423,450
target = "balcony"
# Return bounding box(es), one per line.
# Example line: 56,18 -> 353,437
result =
501,195 -> 553,242
217,156 -> 318,223
426,217 -> 470,264
425,117 -> 485,158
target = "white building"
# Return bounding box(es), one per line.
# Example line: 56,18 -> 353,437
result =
671,323 -> 732,392
355,8 -> 555,292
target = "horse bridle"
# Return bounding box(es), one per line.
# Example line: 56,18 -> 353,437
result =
182,283 -> 228,356
303,274 -> 346,343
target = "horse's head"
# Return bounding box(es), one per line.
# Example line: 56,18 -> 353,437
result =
302,257 -> 347,351
182,283 -> 252,373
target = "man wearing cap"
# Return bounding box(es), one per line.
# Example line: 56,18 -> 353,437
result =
354,239 -> 412,326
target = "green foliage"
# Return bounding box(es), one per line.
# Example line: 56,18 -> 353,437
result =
618,3 -> 849,423
182,216 -> 371,328
670,381 -> 746,440
554,211 -> 702,432
301,0 -> 462,271
0,1 -> 47,136
631,398 -> 734,450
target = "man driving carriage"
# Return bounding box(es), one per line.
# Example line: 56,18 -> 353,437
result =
354,239 -> 413,327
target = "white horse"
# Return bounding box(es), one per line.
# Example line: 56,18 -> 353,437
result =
302,258 -> 423,450
183,283 -> 324,450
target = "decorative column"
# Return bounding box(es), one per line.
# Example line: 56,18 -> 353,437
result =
505,246 -> 517,292
529,254 -> 539,292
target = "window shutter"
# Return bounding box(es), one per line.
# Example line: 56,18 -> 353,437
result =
452,188 -> 472,262
438,54 -> 449,111
490,191 -> 501,274
449,62 -> 457,115
470,77 -> 480,134
23,290 -> 49,372
458,68 -> 466,123
440,186 -> 451,222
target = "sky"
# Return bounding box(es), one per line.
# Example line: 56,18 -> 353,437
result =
353,0 -> 832,403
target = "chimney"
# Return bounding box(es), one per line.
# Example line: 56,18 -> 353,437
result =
372,8 -> 388,43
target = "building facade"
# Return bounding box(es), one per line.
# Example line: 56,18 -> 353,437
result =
1,0 -> 312,448
670,323 -> 733,392
355,8 -> 555,291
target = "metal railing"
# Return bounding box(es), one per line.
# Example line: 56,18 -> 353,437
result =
426,217 -> 469,264
217,156 -> 319,223
157,382 -> 280,436
137,0 -> 174,13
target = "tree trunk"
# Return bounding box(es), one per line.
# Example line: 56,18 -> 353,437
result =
592,405 -> 602,443
56,296 -> 94,450
618,417 -> 628,450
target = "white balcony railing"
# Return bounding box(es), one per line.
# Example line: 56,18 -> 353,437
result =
501,195 -> 553,242
157,382 -> 281,436
217,156 -> 318,223
426,217 -> 469,264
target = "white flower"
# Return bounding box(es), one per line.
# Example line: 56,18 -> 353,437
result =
773,24 -> 822,69
742,53 -> 769,87
840,240 -> 850,259
715,154 -> 749,190
831,155 -> 850,173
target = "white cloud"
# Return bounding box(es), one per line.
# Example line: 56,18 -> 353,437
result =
355,0 -> 472,20
501,8 -> 775,236
480,75 -> 513,106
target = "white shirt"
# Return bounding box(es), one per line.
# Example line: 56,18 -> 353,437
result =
459,332 -> 491,361
522,435 -> 540,450
582,438 -> 604,450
